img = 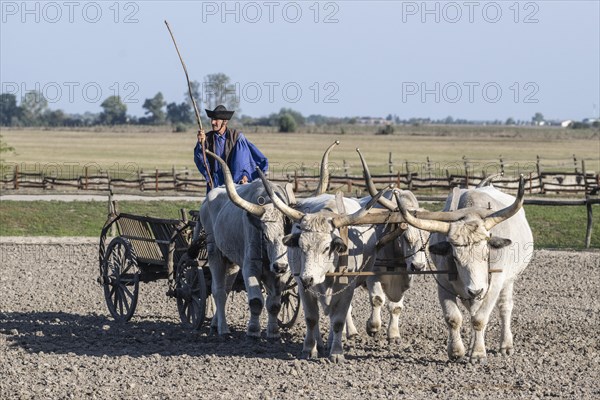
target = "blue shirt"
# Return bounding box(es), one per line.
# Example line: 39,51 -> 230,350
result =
194,130 -> 268,193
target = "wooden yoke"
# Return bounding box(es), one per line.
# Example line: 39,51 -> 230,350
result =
335,191 -> 349,285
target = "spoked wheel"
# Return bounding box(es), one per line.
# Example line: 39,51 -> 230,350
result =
176,257 -> 207,330
278,275 -> 300,329
101,237 -> 139,323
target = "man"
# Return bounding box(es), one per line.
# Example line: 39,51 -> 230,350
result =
194,105 -> 268,193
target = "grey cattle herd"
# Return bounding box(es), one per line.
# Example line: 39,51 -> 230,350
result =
198,142 -> 534,364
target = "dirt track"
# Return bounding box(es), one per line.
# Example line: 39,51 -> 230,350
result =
1,239 -> 598,399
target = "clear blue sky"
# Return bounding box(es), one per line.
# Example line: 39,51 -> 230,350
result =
1,0 -> 599,121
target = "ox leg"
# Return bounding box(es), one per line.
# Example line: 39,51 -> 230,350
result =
328,290 -> 354,363
243,263 -> 264,338
263,274 -> 283,340
208,255 -> 231,335
497,281 -> 515,356
439,288 -> 465,361
387,298 -> 404,345
467,287 -> 501,364
365,278 -> 384,336
298,287 -> 320,359
345,304 -> 358,340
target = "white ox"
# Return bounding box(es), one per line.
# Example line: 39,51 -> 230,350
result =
352,149 -> 431,343
260,172 -> 384,362
199,151 -> 293,338
399,176 -> 533,363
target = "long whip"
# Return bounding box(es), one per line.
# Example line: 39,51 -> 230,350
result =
164,20 -> 213,189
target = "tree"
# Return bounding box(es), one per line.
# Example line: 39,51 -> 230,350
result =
0,93 -> 21,126
203,73 -> 240,116
44,109 -> 66,127
184,80 -> 202,108
278,113 -> 297,133
279,108 -> 305,126
532,112 -> 544,125
20,91 -> 48,126
142,92 -> 166,124
505,117 -> 516,125
166,102 -> 193,124
99,96 -> 127,125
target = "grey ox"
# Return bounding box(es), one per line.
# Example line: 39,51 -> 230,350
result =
259,170 -> 386,362
199,151 -> 293,338
355,149 -> 431,343
399,176 -> 534,363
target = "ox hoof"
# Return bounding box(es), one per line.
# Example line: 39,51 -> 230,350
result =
301,350 -> 319,360
367,324 -> 380,337
266,332 -> 281,341
366,324 -> 381,337
388,337 -> 401,345
448,351 -> 466,362
469,355 -> 487,364
329,354 -> 345,364
246,326 -> 261,338
500,347 -> 514,356
346,331 -> 358,341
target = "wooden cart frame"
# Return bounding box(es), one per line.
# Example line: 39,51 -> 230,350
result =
97,205 -> 299,331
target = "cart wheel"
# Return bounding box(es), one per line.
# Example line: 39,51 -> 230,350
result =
176,257 -> 207,330
101,237 -> 139,323
278,275 -> 300,329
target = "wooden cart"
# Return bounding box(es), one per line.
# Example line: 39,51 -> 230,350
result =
97,205 -> 300,330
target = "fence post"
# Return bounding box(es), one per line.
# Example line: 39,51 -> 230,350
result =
172,165 -> 177,192
536,155 -> 544,194
582,160 -> 588,194
529,172 -> 533,194
573,154 -> 578,174
294,170 -> 298,193
388,152 -> 393,174
155,167 -> 158,192
13,164 -> 18,189
499,155 -> 504,175
85,166 -> 89,190
343,160 -> 349,177
139,168 -> 144,191
585,200 -> 593,248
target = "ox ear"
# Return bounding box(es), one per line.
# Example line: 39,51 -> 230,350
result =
331,236 -> 348,254
282,233 -> 300,247
489,236 -> 512,249
429,241 -> 452,256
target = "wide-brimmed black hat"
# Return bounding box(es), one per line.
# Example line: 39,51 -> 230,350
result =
205,105 -> 234,120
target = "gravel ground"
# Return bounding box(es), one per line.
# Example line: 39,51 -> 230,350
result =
0,238 -> 598,399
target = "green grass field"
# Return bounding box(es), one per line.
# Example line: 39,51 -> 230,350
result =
0,200 -> 597,249
1,127 -> 598,177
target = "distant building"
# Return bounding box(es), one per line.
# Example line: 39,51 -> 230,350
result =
561,120 -> 573,128
356,117 -> 387,125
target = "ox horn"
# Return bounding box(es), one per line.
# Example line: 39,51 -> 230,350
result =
396,192 -> 451,234
483,174 -> 525,230
356,148 -> 398,211
332,185 -> 391,228
313,140 -> 340,196
256,167 -> 305,221
205,150 -> 265,217
476,172 -> 504,188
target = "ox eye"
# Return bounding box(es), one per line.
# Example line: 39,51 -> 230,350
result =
323,246 -> 330,254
